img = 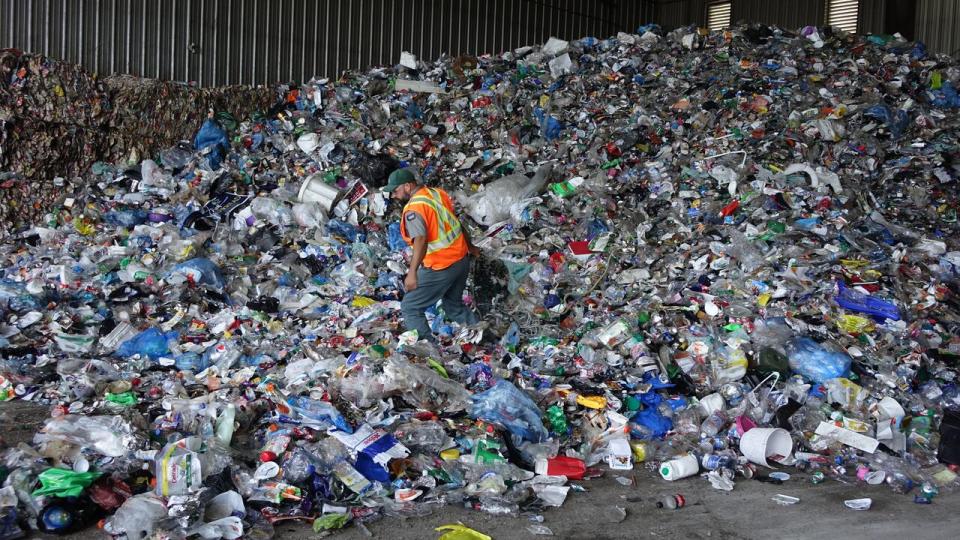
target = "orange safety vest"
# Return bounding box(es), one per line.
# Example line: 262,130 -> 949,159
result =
400,186 -> 469,270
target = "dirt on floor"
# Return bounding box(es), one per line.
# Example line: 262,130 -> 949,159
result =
2,400 -> 957,540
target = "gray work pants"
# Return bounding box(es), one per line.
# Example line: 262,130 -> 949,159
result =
401,255 -> 478,341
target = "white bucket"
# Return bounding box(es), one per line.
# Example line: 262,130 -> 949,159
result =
740,427 -> 793,467
298,173 -> 341,213
659,454 -> 699,481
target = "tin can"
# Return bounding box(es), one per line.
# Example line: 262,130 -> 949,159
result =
737,462 -> 756,479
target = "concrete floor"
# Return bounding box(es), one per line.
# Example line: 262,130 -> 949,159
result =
3,401 -> 958,540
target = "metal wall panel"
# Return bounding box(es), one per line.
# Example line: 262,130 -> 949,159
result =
651,0 -> 952,56
858,0 -> 887,36
733,0 -> 823,29
1,0 -> 656,86
917,0 -> 960,57
656,0 -> 706,28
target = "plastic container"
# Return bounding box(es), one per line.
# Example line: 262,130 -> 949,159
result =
659,454 -> 699,481
298,173 -> 341,213
739,428 -> 793,467
535,456 -> 586,480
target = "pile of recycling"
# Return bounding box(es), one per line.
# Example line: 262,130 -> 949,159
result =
0,48 -> 275,237
2,21 -> 960,538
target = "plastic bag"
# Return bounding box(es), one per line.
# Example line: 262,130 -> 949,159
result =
786,337 -> 851,384
382,357 -> 472,413
115,327 -> 178,360
436,523 -> 492,540
835,281 -> 900,321
469,380 -> 548,442
169,258 -> 227,290
458,163 -> 553,226
711,346 -> 747,386
285,396 -> 352,432
31,468 -> 102,497
292,202 -> 327,229
194,119 -> 230,169
35,415 -> 135,457
104,494 -> 168,539
630,407 -> 673,439
349,152 -> 399,188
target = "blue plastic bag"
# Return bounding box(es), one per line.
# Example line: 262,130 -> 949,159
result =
174,352 -> 208,372
864,104 -> 910,138
931,82 -> 960,109
104,209 -> 148,228
630,407 -> 672,439
786,336 -> 851,384
387,222 -> 407,251
469,380 -> 548,443
533,107 -> 563,141
835,281 -> 900,321
116,327 -> 178,360
193,119 -> 230,170
170,258 -> 226,290
286,396 -> 352,432
327,220 -> 361,243
500,322 -> 520,350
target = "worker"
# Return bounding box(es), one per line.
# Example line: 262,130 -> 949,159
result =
383,168 -> 480,341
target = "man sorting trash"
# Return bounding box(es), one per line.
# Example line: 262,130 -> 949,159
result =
383,168 -> 480,341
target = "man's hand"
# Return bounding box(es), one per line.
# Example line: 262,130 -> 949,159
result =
468,244 -> 480,257
404,272 -> 418,291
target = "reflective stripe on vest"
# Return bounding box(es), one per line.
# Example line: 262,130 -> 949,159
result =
406,188 -> 463,254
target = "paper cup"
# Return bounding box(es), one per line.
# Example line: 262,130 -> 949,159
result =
739,427 -> 793,467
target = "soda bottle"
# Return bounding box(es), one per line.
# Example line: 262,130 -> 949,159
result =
656,494 -> 686,509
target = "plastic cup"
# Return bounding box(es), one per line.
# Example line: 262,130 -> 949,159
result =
739,427 -> 793,467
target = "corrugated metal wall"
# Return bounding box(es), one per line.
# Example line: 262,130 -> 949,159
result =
858,0 -> 887,36
655,0 -> 705,29
917,0 -> 960,57
652,0 -> 960,56
733,0 -> 824,29
0,0 -> 655,86
653,0 -> 887,35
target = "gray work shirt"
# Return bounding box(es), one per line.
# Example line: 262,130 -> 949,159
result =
403,211 -> 427,239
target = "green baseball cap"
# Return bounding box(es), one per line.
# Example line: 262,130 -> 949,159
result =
383,168 -> 415,192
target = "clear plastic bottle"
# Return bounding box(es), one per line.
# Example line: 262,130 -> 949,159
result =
700,410 -> 729,437
475,495 -> 519,517
215,403 -> 236,445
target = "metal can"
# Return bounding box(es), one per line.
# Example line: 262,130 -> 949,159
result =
811,471 -> 826,484
737,463 -> 757,479
920,482 -> 939,499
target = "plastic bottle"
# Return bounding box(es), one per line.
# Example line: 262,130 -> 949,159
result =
700,453 -> 735,471
656,494 -> 686,509
700,410 -> 729,437
475,495 -> 519,517
659,454 -> 699,481
216,403 -> 236,445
